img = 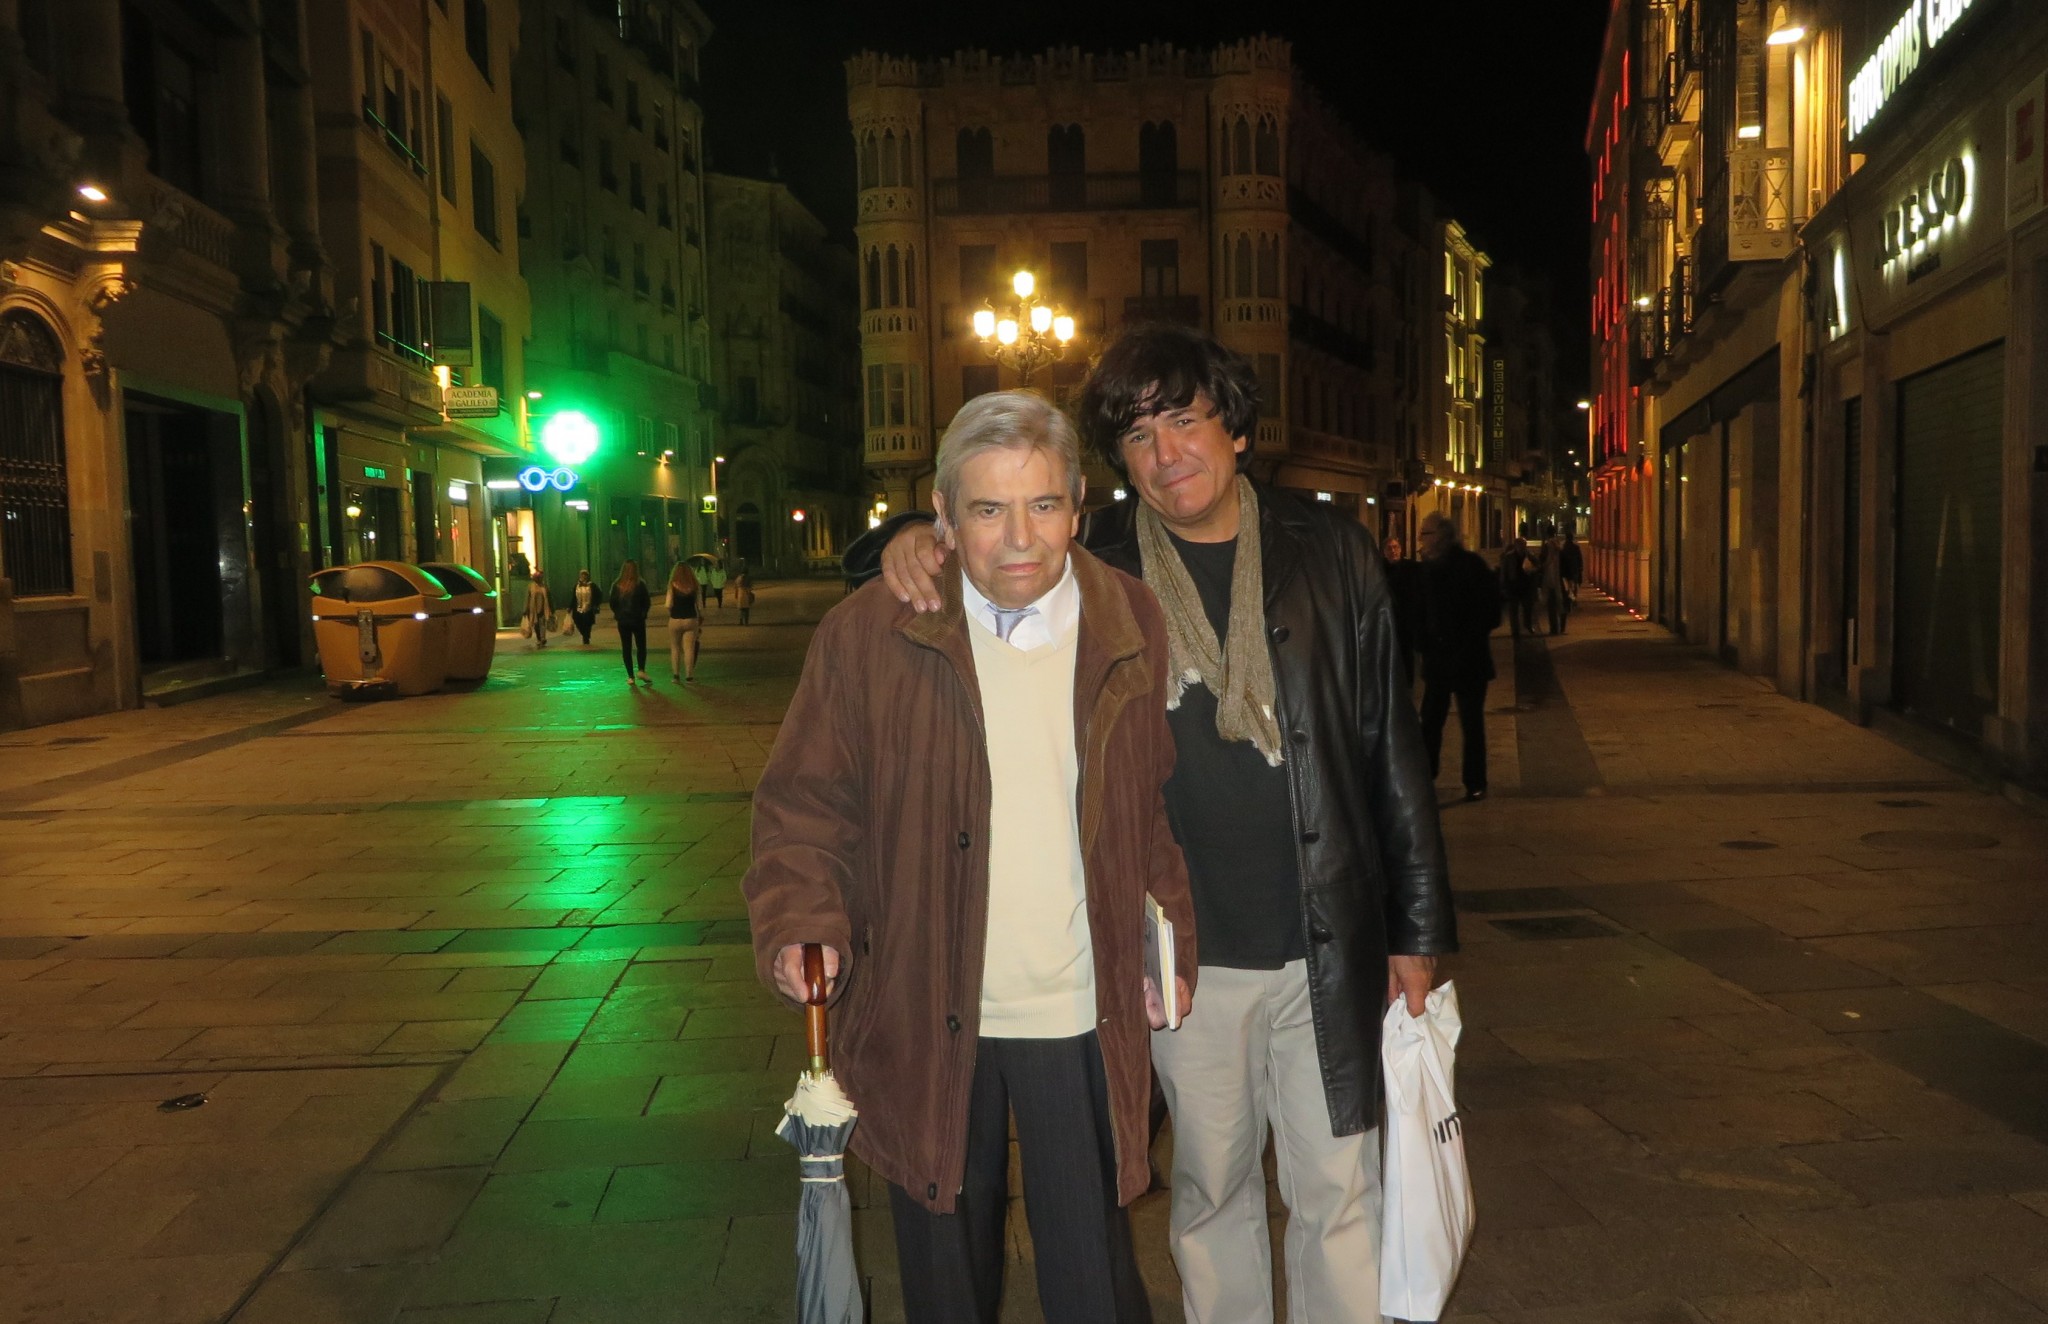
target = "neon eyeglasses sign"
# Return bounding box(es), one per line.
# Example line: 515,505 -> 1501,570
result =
518,466 -> 580,493
1848,0 -> 1980,141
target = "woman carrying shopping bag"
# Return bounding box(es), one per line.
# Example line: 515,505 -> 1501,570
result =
524,571 -> 553,650
666,561 -> 703,683
569,569 -> 600,645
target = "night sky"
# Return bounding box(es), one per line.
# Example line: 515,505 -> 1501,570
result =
697,0 -> 1610,388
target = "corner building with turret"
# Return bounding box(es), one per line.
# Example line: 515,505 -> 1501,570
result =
845,38 -> 1451,533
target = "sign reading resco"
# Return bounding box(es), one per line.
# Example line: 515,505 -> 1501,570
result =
1877,152 -> 1973,270
1849,0 -> 1981,141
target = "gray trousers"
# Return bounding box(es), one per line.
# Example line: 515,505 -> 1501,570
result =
1152,960 -> 1385,1324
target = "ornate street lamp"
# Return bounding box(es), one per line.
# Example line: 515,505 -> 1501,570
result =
970,270 -> 1077,387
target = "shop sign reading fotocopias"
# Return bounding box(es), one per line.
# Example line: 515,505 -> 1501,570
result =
1848,0 -> 1983,141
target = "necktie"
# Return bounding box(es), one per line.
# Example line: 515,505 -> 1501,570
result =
988,605 -> 1037,642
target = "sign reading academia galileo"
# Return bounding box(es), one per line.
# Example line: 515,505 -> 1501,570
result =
1849,0 -> 1984,142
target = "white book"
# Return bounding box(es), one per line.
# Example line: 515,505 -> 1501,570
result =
1144,893 -> 1181,1030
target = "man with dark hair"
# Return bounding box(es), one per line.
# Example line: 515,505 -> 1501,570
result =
1417,512 -> 1503,800
847,325 -> 1457,1323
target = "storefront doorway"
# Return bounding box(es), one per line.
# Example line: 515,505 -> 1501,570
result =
124,394 -> 250,670
1893,343 -> 2004,735
342,484 -> 402,565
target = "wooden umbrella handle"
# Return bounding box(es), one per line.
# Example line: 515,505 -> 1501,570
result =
802,943 -> 829,1075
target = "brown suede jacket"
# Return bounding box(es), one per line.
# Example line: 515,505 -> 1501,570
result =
743,545 -> 1197,1213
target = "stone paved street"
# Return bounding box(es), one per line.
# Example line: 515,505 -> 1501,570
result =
2,581 -> 2046,1323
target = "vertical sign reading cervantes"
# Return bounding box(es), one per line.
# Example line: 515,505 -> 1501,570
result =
2009,75 -> 2048,230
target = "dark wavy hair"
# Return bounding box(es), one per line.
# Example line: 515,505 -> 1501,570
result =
1076,324 -> 1261,478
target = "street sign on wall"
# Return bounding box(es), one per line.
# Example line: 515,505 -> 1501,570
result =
445,386 -> 501,418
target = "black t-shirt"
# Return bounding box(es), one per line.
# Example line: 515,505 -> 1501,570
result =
1159,532 -> 1305,969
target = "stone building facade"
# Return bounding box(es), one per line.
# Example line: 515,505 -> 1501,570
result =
1,0 -> 336,727
843,39 -> 1451,532
705,172 -> 862,575
513,0 -> 715,598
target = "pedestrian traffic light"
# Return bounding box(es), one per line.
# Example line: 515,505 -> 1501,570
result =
541,410 -> 601,467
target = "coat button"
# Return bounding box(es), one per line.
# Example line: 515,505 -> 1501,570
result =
1310,923 -> 1335,942
927,1182 -> 939,1200
1291,729 -> 1309,744
956,831 -> 971,850
946,1014 -> 961,1033
1300,829 -> 1320,844
1270,624 -> 1290,643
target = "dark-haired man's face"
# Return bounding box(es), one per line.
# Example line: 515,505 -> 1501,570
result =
1116,392 -> 1247,542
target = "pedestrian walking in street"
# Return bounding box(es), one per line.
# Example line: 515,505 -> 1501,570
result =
1561,528 -> 1585,606
1417,512 -> 1503,801
745,390 -> 1197,1324
1538,522 -> 1569,636
609,559 -> 652,685
1499,533 -> 1536,638
569,570 -> 600,645
1384,531 -> 1423,686
734,570 -> 755,625
523,571 -> 553,650
665,560 -> 702,683
850,324 -> 1458,1324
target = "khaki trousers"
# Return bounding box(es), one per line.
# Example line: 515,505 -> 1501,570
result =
1152,960 -> 1384,1324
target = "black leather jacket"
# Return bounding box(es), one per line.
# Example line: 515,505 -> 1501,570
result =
845,483 -> 1458,1135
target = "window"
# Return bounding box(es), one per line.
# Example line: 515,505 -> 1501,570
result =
663,334 -> 675,369
1255,117 -> 1279,175
962,363 -> 997,403
652,105 -> 668,151
1047,124 -> 1084,207
370,242 -> 389,337
736,376 -> 759,421
389,258 -> 421,351
1141,239 -> 1179,298
881,130 -> 900,187
1138,121 -> 1177,204
656,181 -> 672,228
0,311 -> 72,597
598,139 -> 616,191
958,243 -> 996,301
1233,235 -> 1253,299
559,203 -> 581,258
859,132 -> 880,190
885,247 -> 901,306
123,10 -> 207,195
553,17 -> 574,72
1050,241 -> 1087,299
1230,116 -> 1251,175
1257,236 -> 1279,299
633,241 -> 648,297
866,364 -> 885,427
463,0 -> 489,83
956,127 -> 994,179
601,226 -> 619,281
469,142 -> 498,243
593,53 -> 611,104
661,259 -> 676,309
886,365 -> 908,425
436,94 -> 456,204
629,161 -> 644,210
477,306 -> 504,388
626,80 -> 641,129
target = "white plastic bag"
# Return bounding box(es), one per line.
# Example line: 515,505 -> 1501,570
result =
1380,981 -> 1474,1322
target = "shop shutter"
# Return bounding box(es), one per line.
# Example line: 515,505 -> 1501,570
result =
1893,343 -> 2003,733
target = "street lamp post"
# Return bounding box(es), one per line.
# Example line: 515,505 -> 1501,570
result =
970,270 -> 1077,387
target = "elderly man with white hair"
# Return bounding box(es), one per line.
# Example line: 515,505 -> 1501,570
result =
744,389 -> 1197,1323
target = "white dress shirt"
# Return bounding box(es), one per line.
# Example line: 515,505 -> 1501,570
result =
959,557 -> 1080,651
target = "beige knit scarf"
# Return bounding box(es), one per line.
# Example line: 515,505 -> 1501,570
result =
1136,476 -> 1285,767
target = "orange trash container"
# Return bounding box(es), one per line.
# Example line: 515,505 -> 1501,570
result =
309,562 -> 455,697
417,562 -> 498,682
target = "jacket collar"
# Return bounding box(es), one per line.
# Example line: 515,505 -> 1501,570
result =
1087,478 -> 1307,612
896,543 -> 1144,688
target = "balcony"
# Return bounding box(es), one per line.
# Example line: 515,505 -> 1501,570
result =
934,170 -> 1201,215
1288,304 -> 1371,370
314,345 -> 443,426
1728,143 -> 1795,262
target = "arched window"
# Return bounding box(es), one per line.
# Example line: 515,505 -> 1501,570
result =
1234,234 -> 1253,299
859,132 -> 878,190
1255,117 -> 1280,175
897,131 -> 914,186
1257,235 -> 1279,299
1047,124 -> 1084,207
1231,116 -> 1251,175
956,127 -> 993,178
880,130 -> 900,188
864,249 -> 881,310
904,248 -> 916,308
885,246 -> 902,307
0,310 -> 72,597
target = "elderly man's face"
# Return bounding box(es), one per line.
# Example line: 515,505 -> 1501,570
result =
934,445 -> 1078,609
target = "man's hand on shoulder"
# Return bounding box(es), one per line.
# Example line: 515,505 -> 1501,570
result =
882,520 -> 951,613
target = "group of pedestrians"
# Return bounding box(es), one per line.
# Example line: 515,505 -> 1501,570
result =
760,323 -> 1456,1324
516,558 -> 756,685
1380,515 -> 1586,802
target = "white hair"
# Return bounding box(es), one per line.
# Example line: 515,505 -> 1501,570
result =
932,390 -> 1083,534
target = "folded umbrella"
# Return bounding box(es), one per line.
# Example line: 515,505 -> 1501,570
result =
776,943 -> 863,1324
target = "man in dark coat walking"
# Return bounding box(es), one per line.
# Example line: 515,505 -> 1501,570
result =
1417,512 -> 1503,801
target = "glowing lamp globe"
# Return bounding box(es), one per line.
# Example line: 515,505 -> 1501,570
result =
996,319 -> 1019,345
1029,304 -> 1053,333
972,308 -> 996,338
1012,270 -> 1036,298
541,410 -> 601,467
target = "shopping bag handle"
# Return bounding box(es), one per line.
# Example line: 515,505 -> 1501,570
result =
802,943 -> 830,1076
